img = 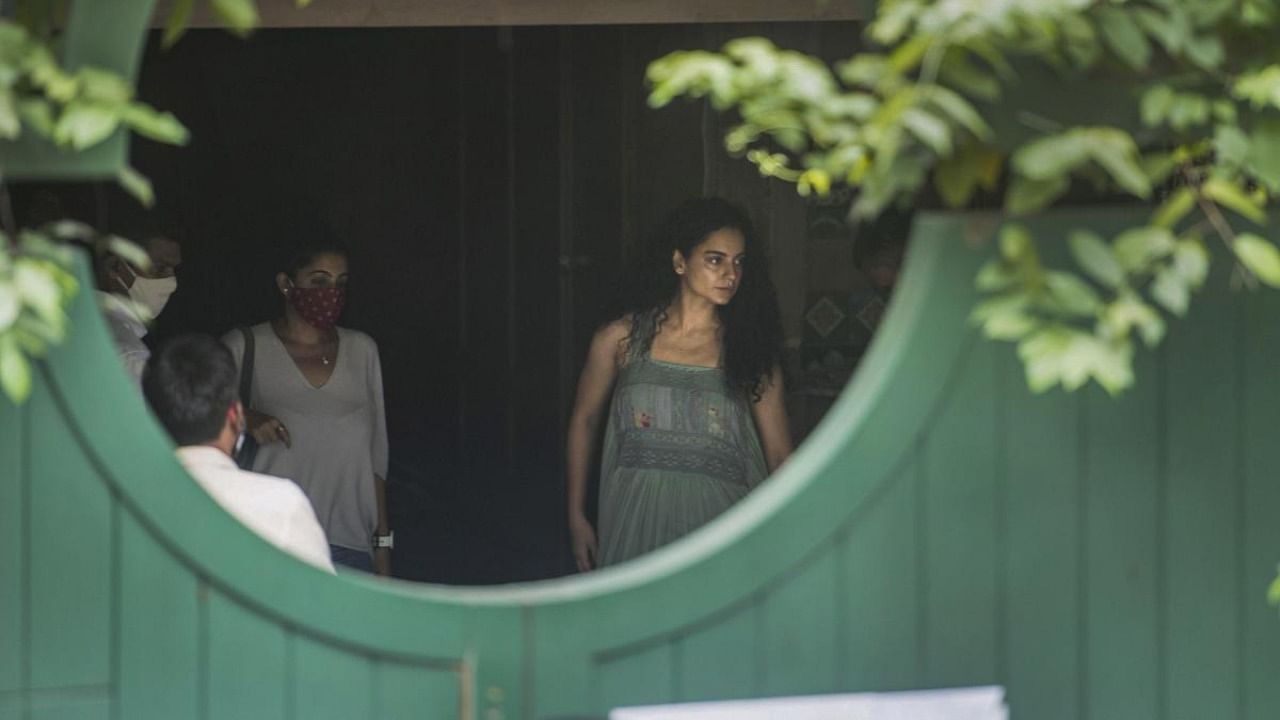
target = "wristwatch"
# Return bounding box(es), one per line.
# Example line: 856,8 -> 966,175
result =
372,530 -> 394,550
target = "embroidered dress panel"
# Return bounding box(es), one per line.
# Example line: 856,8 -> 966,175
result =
597,356 -> 768,566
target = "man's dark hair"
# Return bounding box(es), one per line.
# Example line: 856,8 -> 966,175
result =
142,334 -> 238,446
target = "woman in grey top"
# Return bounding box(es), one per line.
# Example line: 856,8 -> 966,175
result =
223,241 -> 391,574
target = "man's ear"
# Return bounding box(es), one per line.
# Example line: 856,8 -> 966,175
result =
228,400 -> 245,432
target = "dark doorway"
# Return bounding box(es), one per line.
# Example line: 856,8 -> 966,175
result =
20,21 -> 857,584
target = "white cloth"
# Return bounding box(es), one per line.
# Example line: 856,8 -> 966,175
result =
222,324 -> 388,552
97,291 -> 150,384
176,446 -> 336,573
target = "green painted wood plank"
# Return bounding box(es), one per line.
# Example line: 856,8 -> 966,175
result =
1164,281 -> 1241,720
921,338 -> 1000,687
1083,352 -> 1160,720
839,459 -> 920,691
760,550 -> 841,697
676,603 -> 760,701
207,590 -> 288,720
1003,368 -> 1082,720
117,512 -> 200,719
373,660 -> 461,720
292,634 -> 375,720
594,642 -> 675,714
1241,288 -> 1280,720
27,695 -> 111,720
0,399 -> 24,695
27,381 -> 111,690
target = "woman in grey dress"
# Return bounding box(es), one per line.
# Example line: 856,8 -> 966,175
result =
566,198 -> 793,571
223,240 -> 391,575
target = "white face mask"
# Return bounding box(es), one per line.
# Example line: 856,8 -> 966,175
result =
121,264 -> 177,321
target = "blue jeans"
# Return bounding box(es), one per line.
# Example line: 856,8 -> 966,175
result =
329,544 -> 373,573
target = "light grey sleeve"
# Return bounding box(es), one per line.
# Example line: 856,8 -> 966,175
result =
366,337 -> 389,479
221,328 -> 246,374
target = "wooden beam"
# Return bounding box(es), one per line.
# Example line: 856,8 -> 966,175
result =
152,0 -> 865,29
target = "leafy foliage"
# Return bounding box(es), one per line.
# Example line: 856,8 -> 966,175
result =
0,0 -> 300,404
647,0 -> 1280,396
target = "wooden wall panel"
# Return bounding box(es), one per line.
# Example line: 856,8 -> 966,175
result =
594,643 -> 676,713
27,383 -> 112,690
676,605 -> 761,701
372,660 -> 461,719
760,550 -> 842,696
292,636 -> 376,719
1163,261 -> 1243,720
206,592 -> 290,720
839,460 -> 921,691
1241,288 -> 1280,720
1003,376 -> 1082,720
921,340 -> 1000,687
117,513 -> 200,719
1084,351 -> 1161,720
0,402 -> 23,695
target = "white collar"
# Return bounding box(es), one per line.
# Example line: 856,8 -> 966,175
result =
176,445 -> 238,470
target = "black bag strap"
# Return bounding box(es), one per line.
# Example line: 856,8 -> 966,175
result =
237,326 -> 255,409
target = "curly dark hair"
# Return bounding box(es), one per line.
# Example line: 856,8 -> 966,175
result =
623,197 -> 783,401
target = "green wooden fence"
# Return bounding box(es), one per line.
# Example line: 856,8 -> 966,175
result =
2,206 -> 1278,719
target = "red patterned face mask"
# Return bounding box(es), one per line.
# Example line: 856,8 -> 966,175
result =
287,285 -> 346,330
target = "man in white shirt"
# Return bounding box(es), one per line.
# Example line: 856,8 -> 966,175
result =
142,334 -> 335,574
96,235 -> 182,384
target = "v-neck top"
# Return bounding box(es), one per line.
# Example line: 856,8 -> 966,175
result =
223,323 -> 389,551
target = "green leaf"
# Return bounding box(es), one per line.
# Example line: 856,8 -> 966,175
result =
999,224 -> 1033,262
16,98 -> 54,139
1069,230 -> 1125,288
938,51 -> 1001,101
1104,292 -> 1166,347
1247,117 -> 1280,192
1045,271 -> 1104,316
1141,85 -> 1175,127
117,166 -> 154,208
1214,125 -> 1250,171
1113,226 -> 1177,272
1202,176 -> 1266,224
119,104 -> 189,145
75,67 -> 132,104
1151,187 -> 1196,229
1183,34 -> 1224,70
53,102 -> 119,149
0,87 -> 18,139
1173,236 -> 1210,289
922,84 -> 992,140
983,310 -> 1039,341
901,108 -> 951,155
0,283 -> 18,332
1233,66 -> 1280,110
1151,266 -> 1190,316
1233,233 -> 1280,287
1086,129 -> 1151,198
1098,7 -> 1152,70
163,0 -> 197,48
103,235 -> 151,271
975,259 -> 1019,292
1269,571 -> 1280,606
210,0 -> 260,35
1012,131 -> 1090,180
0,335 -> 32,404
971,293 -> 1030,324
1006,175 -> 1070,215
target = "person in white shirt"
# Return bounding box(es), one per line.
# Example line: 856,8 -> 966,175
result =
96,234 -> 182,384
142,333 -> 335,574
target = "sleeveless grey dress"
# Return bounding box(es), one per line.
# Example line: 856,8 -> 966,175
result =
597,350 -> 769,566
